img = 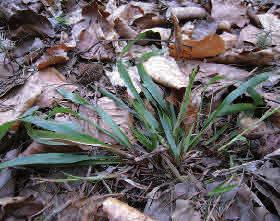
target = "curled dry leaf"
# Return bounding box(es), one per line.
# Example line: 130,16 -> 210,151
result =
169,34 -> 225,59
102,197 -> 155,221
143,56 -> 188,89
8,10 -> 54,38
114,18 -> 138,39
167,6 -> 207,21
211,0 -> 249,28
36,43 -> 75,70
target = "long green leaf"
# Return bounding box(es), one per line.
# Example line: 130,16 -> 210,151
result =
121,31 -> 153,56
0,121 -> 14,140
190,73 -> 268,147
56,89 -> 131,148
208,183 -> 237,196
27,128 -> 106,146
22,116 -> 82,134
91,105 -> 132,148
173,67 -> 199,136
159,112 -> 179,162
218,103 -> 256,116
117,60 -> 142,103
137,63 -> 167,111
0,153 -> 120,169
57,88 -> 89,105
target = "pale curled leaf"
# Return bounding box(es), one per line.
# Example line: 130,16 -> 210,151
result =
143,56 -> 188,89
102,197 -> 155,221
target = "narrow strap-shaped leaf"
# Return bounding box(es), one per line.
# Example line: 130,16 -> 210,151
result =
117,60 -> 143,104
22,116 -> 82,134
57,88 -> 90,105
218,103 -> 256,116
132,127 -> 155,151
121,30 -> 153,56
190,73 -> 269,147
99,87 -> 131,110
137,63 -> 167,111
133,101 -> 159,130
88,105 -> 132,148
159,112 -> 179,162
247,87 -> 264,106
27,127 -> 106,146
0,153 -> 120,169
53,90 -> 132,148
0,121 -> 14,140
173,66 -> 199,136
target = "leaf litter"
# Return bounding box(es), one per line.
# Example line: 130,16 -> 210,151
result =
0,0 -> 279,220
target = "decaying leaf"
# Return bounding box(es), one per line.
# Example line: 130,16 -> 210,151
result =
75,2 -> 116,61
211,0 -> 249,28
0,195 -> 43,220
102,197 -> 155,221
0,68 -> 76,126
143,56 -> 188,89
169,34 -> 225,59
192,20 -> 218,40
8,10 -> 54,38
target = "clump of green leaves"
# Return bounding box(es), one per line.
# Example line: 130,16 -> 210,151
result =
0,31 -> 270,168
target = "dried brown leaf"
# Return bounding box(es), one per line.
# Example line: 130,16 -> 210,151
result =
169,34 -> 225,59
102,197 -> 155,221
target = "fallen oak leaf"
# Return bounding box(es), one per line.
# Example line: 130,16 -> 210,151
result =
169,34 -> 225,59
102,197 -> 155,221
